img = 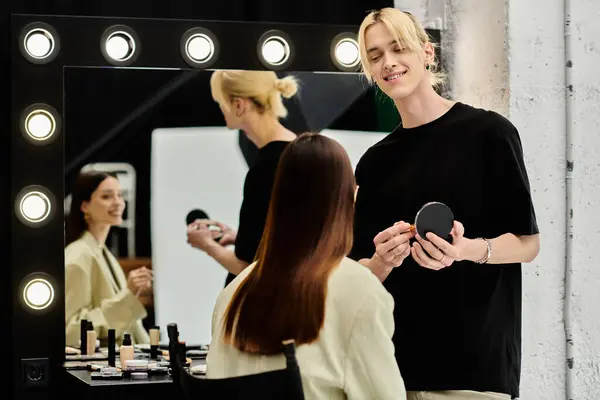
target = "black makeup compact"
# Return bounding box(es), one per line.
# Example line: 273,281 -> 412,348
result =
185,209 -> 223,241
413,201 -> 454,241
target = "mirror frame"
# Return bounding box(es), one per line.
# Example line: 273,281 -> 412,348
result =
8,12 -> 441,396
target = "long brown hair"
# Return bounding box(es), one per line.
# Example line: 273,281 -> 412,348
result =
65,171 -> 116,247
223,133 -> 356,354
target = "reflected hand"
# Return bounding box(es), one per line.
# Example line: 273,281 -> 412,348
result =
127,266 -> 153,297
411,220 -> 468,270
214,222 -> 237,246
187,219 -> 219,252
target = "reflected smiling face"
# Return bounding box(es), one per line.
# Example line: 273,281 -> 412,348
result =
81,176 -> 125,227
364,22 -> 434,101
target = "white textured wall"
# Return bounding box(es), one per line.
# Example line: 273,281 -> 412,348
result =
568,0 -> 600,397
443,0 -> 509,114
393,0 -> 600,398
507,0 -> 567,398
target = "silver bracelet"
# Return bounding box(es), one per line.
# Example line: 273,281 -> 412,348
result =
474,238 -> 492,264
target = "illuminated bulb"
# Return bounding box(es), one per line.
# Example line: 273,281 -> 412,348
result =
335,39 -> 359,67
25,110 -> 55,140
262,38 -> 288,65
187,34 -> 214,62
25,30 -> 53,58
23,278 -> 55,311
105,32 -> 134,61
20,191 -> 51,222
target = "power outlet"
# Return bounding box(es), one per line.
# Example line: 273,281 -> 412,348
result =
21,358 -> 50,388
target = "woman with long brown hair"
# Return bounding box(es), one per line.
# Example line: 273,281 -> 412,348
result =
206,133 -> 406,399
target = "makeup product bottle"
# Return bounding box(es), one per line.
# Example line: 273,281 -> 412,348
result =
108,329 -> 116,367
120,333 -> 134,370
149,326 -> 159,360
178,341 -> 187,366
86,321 -> 96,355
80,319 -> 88,354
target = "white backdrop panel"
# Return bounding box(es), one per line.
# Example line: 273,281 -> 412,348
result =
151,127 -> 387,345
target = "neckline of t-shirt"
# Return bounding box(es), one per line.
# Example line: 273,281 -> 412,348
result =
259,140 -> 290,151
396,101 -> 464,133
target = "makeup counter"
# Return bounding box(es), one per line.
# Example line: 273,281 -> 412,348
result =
62,322 -> 206,399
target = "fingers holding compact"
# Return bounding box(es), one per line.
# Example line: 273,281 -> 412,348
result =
411,239 -> 453,271
411,220 -> 467,270
373,221 -> 416,266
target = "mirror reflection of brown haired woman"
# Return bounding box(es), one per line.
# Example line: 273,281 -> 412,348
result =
206,133 -> 407,399
186,70 -> 298,288
64,171 -> 152,347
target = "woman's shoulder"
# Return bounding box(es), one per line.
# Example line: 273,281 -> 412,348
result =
333,257 -> 381,279
65,238 -> 96,268
214,263 -> 256,305
328,257 -> 393,304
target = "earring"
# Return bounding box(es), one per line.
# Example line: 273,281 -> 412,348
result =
84,212 -> 91,222
425,63 -> 430,70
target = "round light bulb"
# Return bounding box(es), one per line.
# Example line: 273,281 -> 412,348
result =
335,39 -> 359,67
187,34 -> 213,62
20,191 -> 51,222
23,278 -> 55,311
262,38 -> 288,65
25,30 -> 53,58
105,33 -> 133,61
25,110 -> 55,140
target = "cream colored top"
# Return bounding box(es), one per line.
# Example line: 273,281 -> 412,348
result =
206,257 -> 406,400
65,231 -> 149,346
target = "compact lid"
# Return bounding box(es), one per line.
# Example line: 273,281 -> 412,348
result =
125,359 -> 148,367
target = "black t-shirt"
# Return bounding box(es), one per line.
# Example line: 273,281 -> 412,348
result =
348,102 -> 538,398
224,140 -> 290,287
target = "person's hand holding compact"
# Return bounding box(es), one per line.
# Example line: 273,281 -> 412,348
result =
186,219 -> 224,252
213,221 -> 237,246
412,220 -> 467,270
410,202 -> 491,271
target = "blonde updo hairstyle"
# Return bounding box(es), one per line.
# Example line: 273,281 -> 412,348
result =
210,70 -> 299,119
358,8 -> 446,89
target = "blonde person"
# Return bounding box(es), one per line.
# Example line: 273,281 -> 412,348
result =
207,133 -> 406,400
350,8 -> 540,400
187,70 -> 298,287
65,171 -> 151,347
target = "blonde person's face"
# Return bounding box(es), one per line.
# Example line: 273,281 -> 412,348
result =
81,177 -> 125,226
364,23 -> 430,101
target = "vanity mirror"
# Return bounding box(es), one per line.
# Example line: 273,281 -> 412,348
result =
8,12 -> 441,398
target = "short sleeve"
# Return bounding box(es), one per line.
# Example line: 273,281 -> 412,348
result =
485,114 -> 539,237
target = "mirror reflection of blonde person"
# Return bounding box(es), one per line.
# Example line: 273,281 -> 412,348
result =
186,70 -> 298,288
206,133 -> 406,399
64,171 -> 152,347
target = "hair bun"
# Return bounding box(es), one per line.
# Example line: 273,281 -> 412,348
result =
275,76 -> 299,99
